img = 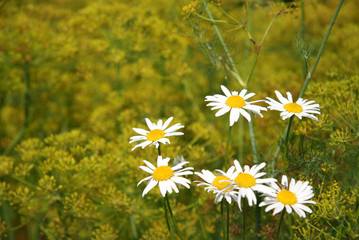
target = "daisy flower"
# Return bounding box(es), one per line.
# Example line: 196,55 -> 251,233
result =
265,90 -> 321,121
205,85 -> 267,126
195,167 -> 238,204
129,117 -> 184,151
227,160 -> 276,209
259,175 -> 316,218
137,155 -> 193,197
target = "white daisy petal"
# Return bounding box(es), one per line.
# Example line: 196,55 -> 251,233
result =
130,117 -> 184,151
139,166 -> 155,174
142,179 -> 158,197
137,176 -> 152,186
145,118 -> 156,130
259,175 -> 316,218
159,181 -> 168,197
267,90 -> 320,121
162,117 -> 174,129
206,86 -> 266,125
221,85 -> 232,97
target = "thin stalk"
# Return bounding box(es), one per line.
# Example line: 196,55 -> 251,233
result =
272,0 -> 344,173
276,211 -> 285,240
201,0 -> 245,87
272,117 -> 293,173
191,189 -> 208,240
299,0 -> 344,98
242,201 -> 246,240
158,144 -> 161,156
163,197 -> 174,240
226,202 -> 229,240
283,117 -> 293,174
1,63 -> 31,240
224,126 -> 232,171
3,63 -> 31,156
255,194 -> 261,240
221,201 -> 226,240
1,200 -> 14,240
288,213 -> 293,239
238,117 -> 244,164
166,196 -> 184,240
248,116 -> 259,164
246,12 -> 279,86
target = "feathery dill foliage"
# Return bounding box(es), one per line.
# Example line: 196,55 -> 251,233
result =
0,0 -> 358,239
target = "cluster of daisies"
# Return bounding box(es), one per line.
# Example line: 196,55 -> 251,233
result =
131,86 -> 320,218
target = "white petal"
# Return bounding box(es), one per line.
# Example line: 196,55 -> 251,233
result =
285,205 -> 293,214
221,85 -> 232,97
162,117 -> 174,129
275,90 -> 290,104
132,128 -> 149,135
145,118 -> 156,130
139,166 -> 154,174
272,203 -> 285,215
137,176 -> 152,186
159,181 -> 168,197
239,108 -> 251,122
142,179 -> 158,197
215,106 -> 231,117
231,107 -> 240,122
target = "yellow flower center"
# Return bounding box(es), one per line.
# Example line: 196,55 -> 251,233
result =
234,173 -> 256,188
147,129 -> 165,141
153,166 -> 174,181
284,103 -> 303,113
277,190 -> 297,205
211,176 -> 232,192
225,95 -> 246,108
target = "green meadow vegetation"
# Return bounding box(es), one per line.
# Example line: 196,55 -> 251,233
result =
0,0 -> 358,239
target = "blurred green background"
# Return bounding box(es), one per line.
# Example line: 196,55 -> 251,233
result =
0,0 -> 358,239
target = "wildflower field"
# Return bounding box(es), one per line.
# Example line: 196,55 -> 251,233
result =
1,0 -> 359,239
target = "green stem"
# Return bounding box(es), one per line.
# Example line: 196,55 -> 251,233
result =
271,0 -> 343,172
221,201 -> 226,240
238,117 -> 244,164
190,189 -> 208,240
299,0 -> 344,98
201,0 -> 245,87
226,202 -> 229,240
243,201 -> 246,240
166,196 -> 184,240
255,194 -> 261,240
246,12 -> 279,86
272,117 -> 293,174
1,200 -> 14,240
158,144 -> 161,156
288,214 -> 293,239
3,63 -> 31,156
276,211 -> 285,240
248,116 -> 259,164
224,126 -> 232,171
283,117 -> 293,174
163,197 -> 174,240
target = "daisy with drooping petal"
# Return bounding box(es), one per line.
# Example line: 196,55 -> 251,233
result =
259,175 -> 316,218
129,117 -> 184,151
227,160 -> 276,209
265,90 -> 321,121
205,85 -> 267,126
137,155 -> 193,197
195,167 -> 238,204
